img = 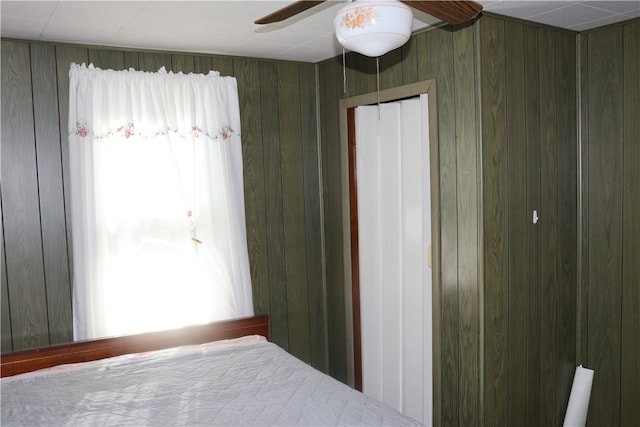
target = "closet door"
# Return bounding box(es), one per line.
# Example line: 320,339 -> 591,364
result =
354,95 -> 432,424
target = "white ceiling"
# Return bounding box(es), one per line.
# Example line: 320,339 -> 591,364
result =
1,1 -> 639,63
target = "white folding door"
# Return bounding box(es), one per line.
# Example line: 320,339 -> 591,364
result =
355,95 -> 432,425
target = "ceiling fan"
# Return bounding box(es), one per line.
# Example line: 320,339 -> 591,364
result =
255,0 -> 483,26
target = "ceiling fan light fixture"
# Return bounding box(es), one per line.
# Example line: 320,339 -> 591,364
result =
334,0 -> 413,57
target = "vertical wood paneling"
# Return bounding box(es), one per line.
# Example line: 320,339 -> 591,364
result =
453,23 -> 480,427
233,58 -> 270,328
319,57 -> 347,382
538,28 -> 560,426
420,29 -> 450,427
504,20 -> 528,427
259,61 -> 289,350
88,49 -> 124,70
579,21 -> 640,426
578,32 -> 590,373
379,48 -> 403,90
343,53 -> 357,99
524,25 -> 542,427
480,17 -> 509,427
555,30 -> 577,427
299,63 -> 327,372
138,52 -> 172,71
586,26 -> 623,427
278,62 -> 312,363
193,56 -> 212,74
401,35 -> 419,85
1,41 -> 50,350
31,43 -> 73,345
355,54 -> 377,95
421,27 -> 462,427
478,19 -> 578,426
171,54 -> 194,73
621,20 -> 640,427
210,56 -> 234,77
123,51 -> 139,70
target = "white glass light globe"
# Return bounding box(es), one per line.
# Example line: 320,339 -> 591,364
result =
334,0 -> 413,57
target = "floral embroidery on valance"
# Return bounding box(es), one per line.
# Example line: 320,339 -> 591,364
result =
70,118 -> 238,142
67,63 -> 241,144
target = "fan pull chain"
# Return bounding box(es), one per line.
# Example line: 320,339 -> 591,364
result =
376,57 -> 381,121
342,48 -> 347,94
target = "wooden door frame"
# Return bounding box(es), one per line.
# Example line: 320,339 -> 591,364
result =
338,80 -> 442,422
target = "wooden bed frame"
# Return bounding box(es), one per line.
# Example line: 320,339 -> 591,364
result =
1,314 -> 268,378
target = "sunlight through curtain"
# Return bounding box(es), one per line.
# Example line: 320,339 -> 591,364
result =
68,63 -> 253,340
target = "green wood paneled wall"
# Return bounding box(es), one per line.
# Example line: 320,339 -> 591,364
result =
0,40 -> 327,373
1,41 -> 68,351
480,16 -> 578,426
319,22 -> 483,425
317,14 -> 599,426
580,20 -> 640,427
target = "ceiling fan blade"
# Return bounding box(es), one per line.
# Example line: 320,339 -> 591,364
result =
402,1 -> 482,25
255,1 -> 328,24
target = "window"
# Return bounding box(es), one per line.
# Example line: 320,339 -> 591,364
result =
68,64 -> 253,340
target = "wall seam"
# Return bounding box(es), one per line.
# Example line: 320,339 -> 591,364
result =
575,32 -> 583,367
314,62 -> 330,372
473,17 -> 486,427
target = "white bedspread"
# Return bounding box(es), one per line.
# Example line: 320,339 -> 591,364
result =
1,336 -> 422,426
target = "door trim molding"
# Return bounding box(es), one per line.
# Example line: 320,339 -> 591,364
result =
338,79 -> 441,423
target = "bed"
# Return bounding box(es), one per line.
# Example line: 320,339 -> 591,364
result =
1,315 -> 421,426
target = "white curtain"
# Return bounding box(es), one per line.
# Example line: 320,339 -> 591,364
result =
68,63 -> 253,340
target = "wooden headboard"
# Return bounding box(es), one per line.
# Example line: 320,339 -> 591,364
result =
1,314 -> 268,378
